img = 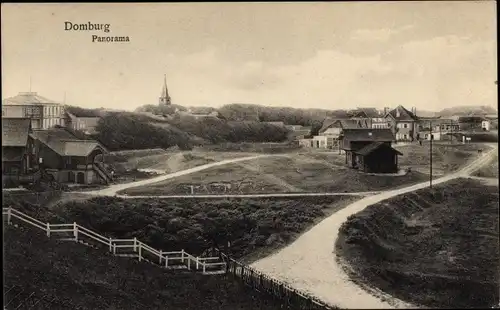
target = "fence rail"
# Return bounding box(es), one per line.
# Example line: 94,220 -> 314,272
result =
2,207 -> 225,273
210,248 -> 334,310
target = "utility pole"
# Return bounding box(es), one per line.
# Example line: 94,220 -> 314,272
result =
430,120 -> 433,188
450,119 -> 453,145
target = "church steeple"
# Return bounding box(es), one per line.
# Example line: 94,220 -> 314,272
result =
159,74 -> 171,105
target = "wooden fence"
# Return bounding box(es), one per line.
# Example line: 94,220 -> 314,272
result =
208,248 -> 336,310
2,207 -> 226,274
4,207 -> 336,310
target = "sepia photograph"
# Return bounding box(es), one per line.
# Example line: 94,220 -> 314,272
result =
1,1 -> 498,309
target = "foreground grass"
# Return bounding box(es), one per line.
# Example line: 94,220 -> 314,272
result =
336,178 -> 499,308
4,226 -> 280,310
6,195 -> 358,261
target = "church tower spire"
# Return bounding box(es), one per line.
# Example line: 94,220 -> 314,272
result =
159,74 -> 171,105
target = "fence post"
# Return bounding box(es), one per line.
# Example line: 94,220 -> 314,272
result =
109,238 -> 112,252
187,257 -> 191,270
133,237 -> 137,252
46,223 -> 50,237
196,257 -> 199,270
159,250 -> 162,264
138,243 -> 142,262
73,222 -> 78,242
113,243 -> 116,255
181,249 -> 185,263
165,255 -> 169,268
7,207 -> 12,225
203,262 -> 206,273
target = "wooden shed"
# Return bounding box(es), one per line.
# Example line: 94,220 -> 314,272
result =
353,142 -> 403,173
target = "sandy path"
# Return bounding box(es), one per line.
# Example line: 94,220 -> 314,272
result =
250,145 -> 497,309
115,191 -> 380,199
83,155 -> 285,196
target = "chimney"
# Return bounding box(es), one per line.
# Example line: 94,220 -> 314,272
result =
384,107 -> 389,115
396,108 -> 401,118
413,107 -> 417,116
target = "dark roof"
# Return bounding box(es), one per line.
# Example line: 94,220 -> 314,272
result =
354,142 -> 403,156
386,105 -> 418,121
2,118 -> 32,147
31,128 -> 107,157
319,118 -> 338,133
2,147 -> 24,162
340,119 -> 365,129
352,108 -> 380,118
319,118 -> 363,133
341,128 -> 395,142
3,92 -> 60,106
458,116 -> 485,122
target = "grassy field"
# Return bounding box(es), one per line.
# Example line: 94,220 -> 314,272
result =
4,226 -> 280,310
121,162 -> 290,196
105,143 -> 484,196
394,142 -> 485,176
121,152 -> 430,196
336,178 -> 499,308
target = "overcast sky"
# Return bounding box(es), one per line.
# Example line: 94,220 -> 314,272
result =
1,2 -> 497,111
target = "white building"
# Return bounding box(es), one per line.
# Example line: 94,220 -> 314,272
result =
482,120 -> 491,131
2,92 -> 65,130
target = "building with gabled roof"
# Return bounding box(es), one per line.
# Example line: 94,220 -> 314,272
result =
2,92 -> 65,130
319,118 -> 366,135
349,107 -> 392,129
385,105 -> 420,142
353,142 -> 403,173
339,128 -> 397,172
30,127 -> 112,185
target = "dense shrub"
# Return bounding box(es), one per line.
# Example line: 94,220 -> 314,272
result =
10,196 -> 354,260
92,113 -> 193,151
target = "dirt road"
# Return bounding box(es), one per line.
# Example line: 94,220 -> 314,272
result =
83,155 -> 285,196
116,191 -> 380,199
250,145 -> 498,309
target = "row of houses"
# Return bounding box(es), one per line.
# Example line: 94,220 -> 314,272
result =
296,105 -> 497,150
2,117 -> 112,187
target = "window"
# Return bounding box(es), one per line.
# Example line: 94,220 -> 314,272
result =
403,123 -> 408,128
403,134 -> 408,140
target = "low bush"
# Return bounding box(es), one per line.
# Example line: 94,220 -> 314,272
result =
336,178 -> 499,308
8,195 -> 355,260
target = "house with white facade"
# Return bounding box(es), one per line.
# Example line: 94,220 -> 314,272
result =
2,92 -> 65,130
385,105 -> 419,142
481,119 -> 491,131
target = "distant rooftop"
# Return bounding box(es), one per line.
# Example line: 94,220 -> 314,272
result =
3,92 -> 60,106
